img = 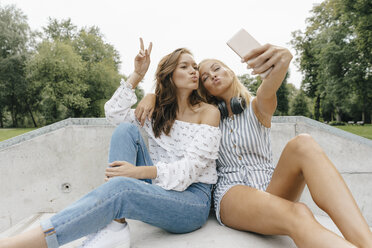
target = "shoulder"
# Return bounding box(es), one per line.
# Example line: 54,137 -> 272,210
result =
199,103 -> 220,127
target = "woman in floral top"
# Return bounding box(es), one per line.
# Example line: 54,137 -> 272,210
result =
0,39 -> 221,248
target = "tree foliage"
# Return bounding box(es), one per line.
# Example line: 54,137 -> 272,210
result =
274,71 -> 290,116
0,4 -> 35,127
27,41 -> 88,123
238,71 -> 290,116
0,8 -> 143,127
289,90 -> 311,117
72,26 -> 121,117
291,0 -> 372,122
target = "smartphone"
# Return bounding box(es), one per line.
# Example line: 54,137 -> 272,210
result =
227,28 -> 272,79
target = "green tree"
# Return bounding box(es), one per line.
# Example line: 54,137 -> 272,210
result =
43,17 -> 76,42
339,0 -> 372,66
43,18 -> 125,117
286,83 -> 299,104
338,0 -> 372,122
292,0 -> 372,123
238,71 -> 290,116
72,26 -> 121,117
27,41 -> 88,124
26,18 -> 130,122
238,73 -> 260,95
0,4 -> 35,127
289,90 -> 310,117
274,71 -> 290,116
0,54 -> 28,127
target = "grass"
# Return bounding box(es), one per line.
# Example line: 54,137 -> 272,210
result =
334,124 -> 372,140
0,128 -> 38,142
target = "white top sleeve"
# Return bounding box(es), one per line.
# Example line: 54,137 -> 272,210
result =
104,79 -> 137,126
153,125 -> 221,191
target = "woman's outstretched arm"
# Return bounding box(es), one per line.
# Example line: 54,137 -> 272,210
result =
242,44 -> 292,127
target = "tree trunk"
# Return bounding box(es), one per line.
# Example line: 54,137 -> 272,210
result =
11,107 -> 17,127
361,111 -> 365,122
314,95 -> 320,121
0,111 -> 3,128
27,104 -> 38,127
335,107 -> 341,122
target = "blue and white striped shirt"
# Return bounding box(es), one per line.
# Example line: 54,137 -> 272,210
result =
213,99 -> 274,223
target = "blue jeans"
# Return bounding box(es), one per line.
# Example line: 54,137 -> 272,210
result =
40,123 -> 212,248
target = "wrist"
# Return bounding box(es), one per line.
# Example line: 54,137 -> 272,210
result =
136,166 -> 157,179
134,70 -> 144,77
128,72 -> 144,89
133,71 -> 145,81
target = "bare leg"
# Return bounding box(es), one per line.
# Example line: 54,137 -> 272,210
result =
266,134 -> 372,247
220,185 -> 356,248
0,226 -> 47,248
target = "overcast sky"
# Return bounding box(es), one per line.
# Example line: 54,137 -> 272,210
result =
1,0 -> 321,93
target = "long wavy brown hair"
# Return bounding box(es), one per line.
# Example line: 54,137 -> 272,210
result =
152,48 -> 204,137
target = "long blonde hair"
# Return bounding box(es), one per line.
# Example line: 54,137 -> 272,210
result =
198,59 -> 252,105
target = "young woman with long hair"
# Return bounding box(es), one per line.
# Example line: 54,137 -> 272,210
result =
197,44 -> 372,248
0,38 -> 221,248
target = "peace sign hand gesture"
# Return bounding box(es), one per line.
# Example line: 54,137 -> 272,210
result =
134,38 -> 153,79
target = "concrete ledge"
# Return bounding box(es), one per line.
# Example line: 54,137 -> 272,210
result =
1,117 -> 372,234
0,118 -> 110,151
2,116 -> 371,152
272,116 -> 372,147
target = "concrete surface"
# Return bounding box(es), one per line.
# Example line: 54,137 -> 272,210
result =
3,212 -> 369,248
1,117 -> 372,245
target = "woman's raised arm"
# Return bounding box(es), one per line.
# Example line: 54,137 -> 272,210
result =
242,44 -> 292,126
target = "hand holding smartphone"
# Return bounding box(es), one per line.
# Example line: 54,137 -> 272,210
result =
227,28 -> 273,79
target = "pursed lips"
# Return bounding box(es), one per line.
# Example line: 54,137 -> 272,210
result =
212,77 -> 221,84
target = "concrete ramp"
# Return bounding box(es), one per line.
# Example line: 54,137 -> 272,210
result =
1,212 -> 356,248
1,117 -> 371,246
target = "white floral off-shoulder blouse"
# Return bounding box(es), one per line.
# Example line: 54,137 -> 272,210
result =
104,79 -> 221,191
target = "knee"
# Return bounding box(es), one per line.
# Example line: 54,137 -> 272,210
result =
115,122 -> 139,134
286,133 -> 322,156
292,202 -> 313,219
95,177 -> 141,203
112,123 -> 139,140
82,177 -> 131,205
105,176 -> 136,189
288,202 -> 316,234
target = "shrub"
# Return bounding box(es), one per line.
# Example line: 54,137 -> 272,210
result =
329,121 -> 345,126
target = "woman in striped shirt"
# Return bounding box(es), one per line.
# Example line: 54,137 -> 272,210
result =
197,44 -> 372,248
